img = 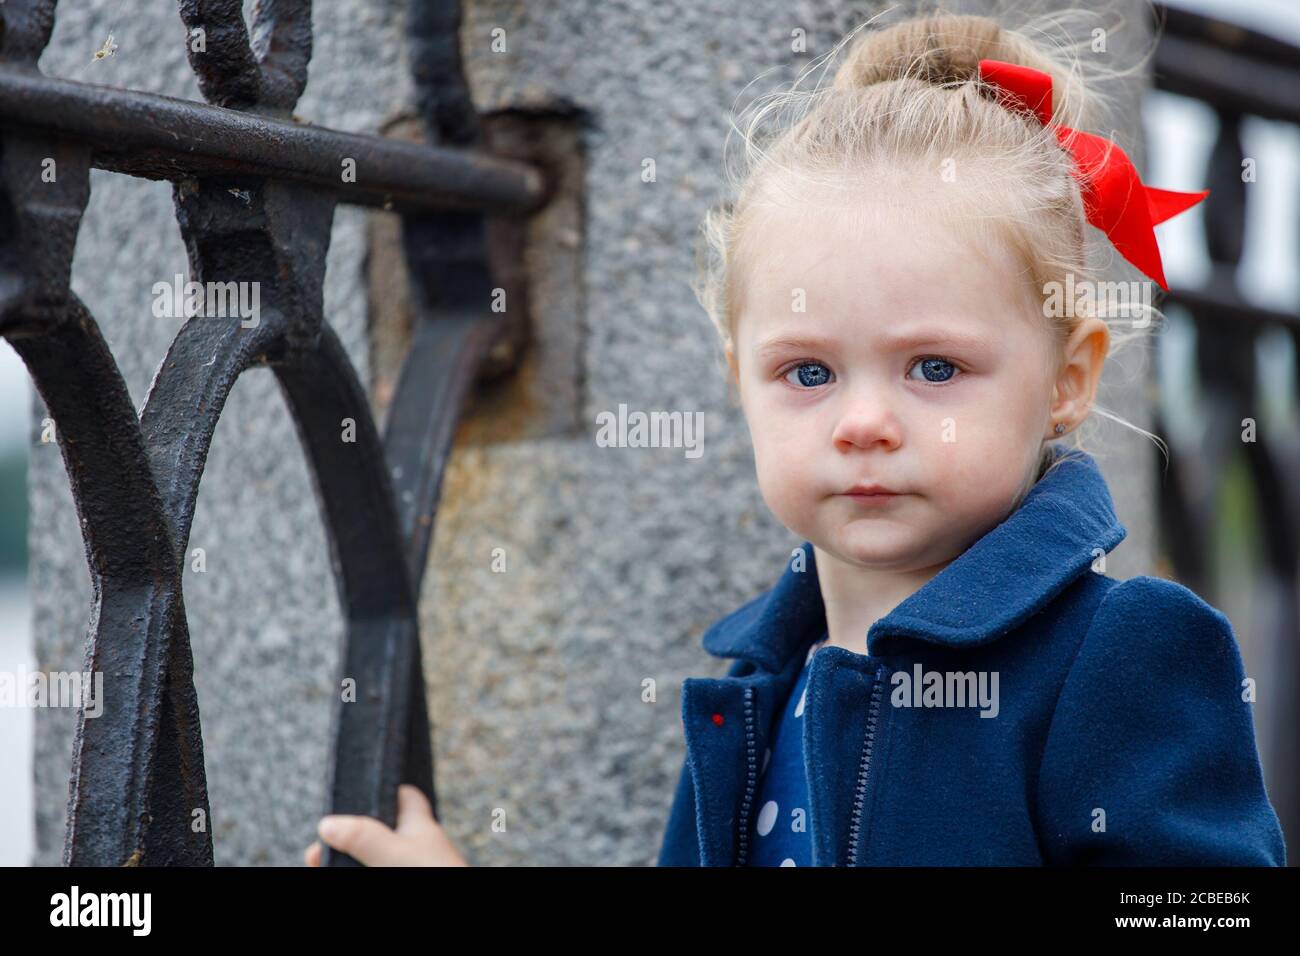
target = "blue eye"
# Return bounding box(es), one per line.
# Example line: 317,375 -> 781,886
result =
783,362 -> 833,388
908,357 -> 959,384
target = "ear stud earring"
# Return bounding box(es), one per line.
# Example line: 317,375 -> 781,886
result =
1054,422 -> 1065,435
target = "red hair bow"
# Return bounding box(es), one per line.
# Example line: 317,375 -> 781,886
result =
977,58 -> 1209,292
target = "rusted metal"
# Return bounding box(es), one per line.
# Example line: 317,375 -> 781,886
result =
0,69 -> 546,215
177,0 -> 313,114
0,0 -> 548,865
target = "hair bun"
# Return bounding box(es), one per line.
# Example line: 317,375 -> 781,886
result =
828,12 -> 1092,130
831,14 -> 1006,90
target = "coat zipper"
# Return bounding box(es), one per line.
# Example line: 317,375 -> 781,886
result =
734,686 -> 759,866
846,664 -> 885,866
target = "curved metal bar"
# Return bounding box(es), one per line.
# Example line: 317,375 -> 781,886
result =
0,131 -> 90,331
177,0 -> 262,110
384,310 -> 504,587
249,0 -> 312,113
8,300 -> 212,866
271,323 -> 430,866
407,0 -> 480,147
121,181 -> 334,865
139,304 -> 433,869
0,0 -> 55,66
149,173 -> 436,866
177,0 -> 312,114
138,312 -> 285,559
1,114 -> 213,865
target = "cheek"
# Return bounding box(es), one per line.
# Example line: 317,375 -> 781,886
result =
745,386 -> 808,451
928,363 -> 1049,444
934,444 -> 1026,499
745,403 -> 817,514
750,427 -> 800,497
920,396 -> 1042,497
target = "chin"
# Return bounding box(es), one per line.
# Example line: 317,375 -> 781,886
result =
827,528 -> 915,568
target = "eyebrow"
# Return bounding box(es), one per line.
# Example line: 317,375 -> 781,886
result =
753,326 -> 996,357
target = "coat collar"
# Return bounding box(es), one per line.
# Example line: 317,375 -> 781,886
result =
702,446 -> 1127,671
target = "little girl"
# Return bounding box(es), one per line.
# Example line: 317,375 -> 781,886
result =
305,8 -> 1287,867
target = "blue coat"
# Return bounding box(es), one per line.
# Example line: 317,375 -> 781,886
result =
657,448 -> 1287,866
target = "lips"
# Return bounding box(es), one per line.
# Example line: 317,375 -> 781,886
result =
843,483 -> 901,496
842,485 -> 905,507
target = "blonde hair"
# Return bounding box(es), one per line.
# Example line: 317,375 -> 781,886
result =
693,1 -> 1171,476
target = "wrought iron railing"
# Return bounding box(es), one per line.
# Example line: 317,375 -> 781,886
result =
1150,2 -> 1300,857
0,0 -> 549,865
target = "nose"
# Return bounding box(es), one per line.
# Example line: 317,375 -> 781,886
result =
830,382 -> 903,452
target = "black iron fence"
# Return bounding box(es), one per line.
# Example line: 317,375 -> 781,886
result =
1150,3 -> 1300,857
0,0 -> 549,865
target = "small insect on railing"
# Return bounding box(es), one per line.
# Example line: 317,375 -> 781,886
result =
1150,3 -> 1300,848
0,0 -> 549,865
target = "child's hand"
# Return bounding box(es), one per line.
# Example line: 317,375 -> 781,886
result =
304,783 -> 469,866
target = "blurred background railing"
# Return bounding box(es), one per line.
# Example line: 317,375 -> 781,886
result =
1148,1 -> 1300,859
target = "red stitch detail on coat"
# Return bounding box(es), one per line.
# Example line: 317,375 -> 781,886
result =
711,713 -> 724,726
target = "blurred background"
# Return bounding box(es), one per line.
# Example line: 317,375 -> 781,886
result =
2,0 -> 1298,865
0,340 -> 30,865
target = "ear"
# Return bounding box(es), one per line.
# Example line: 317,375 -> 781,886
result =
1048,318 -> 1109,437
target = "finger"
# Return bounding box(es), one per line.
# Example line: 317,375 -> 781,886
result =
392,786 -> 467,865
394,784 -> 436,833
318,815 -> 403,866
304,840 -> 321,867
